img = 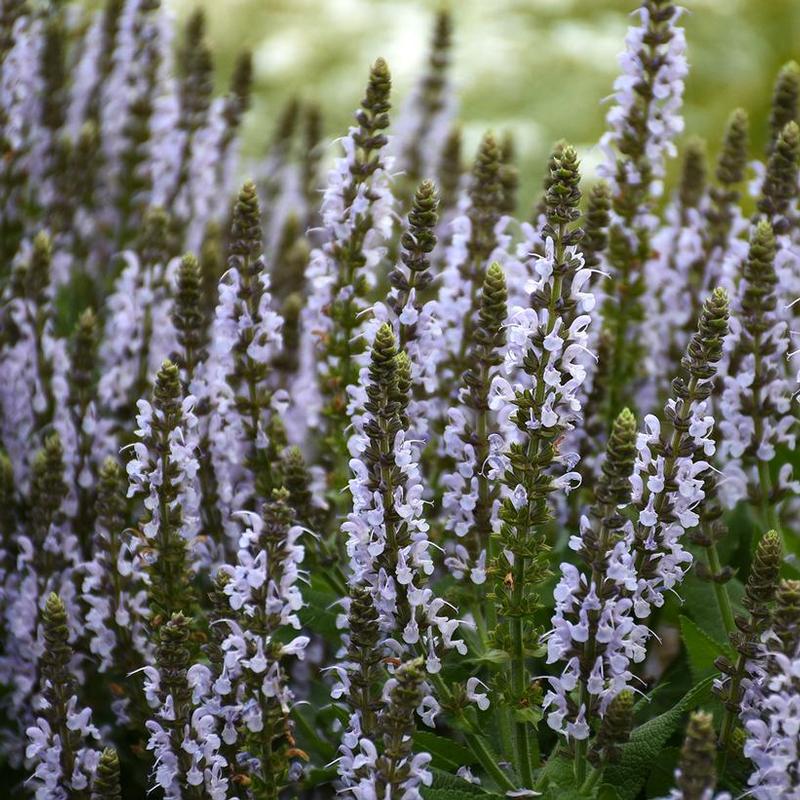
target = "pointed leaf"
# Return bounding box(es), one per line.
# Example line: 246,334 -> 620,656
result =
679,615 -> 730,683
603,675 -> 715,800
424,767 -> 500,798
413,731 -> 478,772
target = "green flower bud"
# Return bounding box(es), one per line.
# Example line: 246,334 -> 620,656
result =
767,61 -> 800,155
582,181 -> 611,271
716,108 -> 749,187
91,748 -> 122,800
676,711 -> 718,800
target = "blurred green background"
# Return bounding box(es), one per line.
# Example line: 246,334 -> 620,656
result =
110,0 -> 800,206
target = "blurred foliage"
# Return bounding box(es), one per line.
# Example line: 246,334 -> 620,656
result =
102,0 -> 799,209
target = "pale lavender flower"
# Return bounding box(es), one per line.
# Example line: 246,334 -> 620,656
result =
740,633 -> 800,798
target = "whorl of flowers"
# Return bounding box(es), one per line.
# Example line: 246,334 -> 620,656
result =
67,0 -> 124,135
657,711 -> 732,800
340,658 -> 432,800
208,181 -> 286,529
334,584 -> 384,750
60,308 -> 117,552
644,139 -> 710,388
373,178 -> 442,445
442,261 -> 508,585
544,409 -> 648,743
587,690 -> 634,768
393,10 -> 455,190
0,231 -> 62,483
142,612 -> 229,799
598,0 -> 687,198
82,457 -> 149,675
171,251 -> 224,557
0,9 -> 41,258
740,579 -> 800,800
111,1 -> 167,250
163,11 -> 214,217
385,178 -> 440,384
256,97 -> 303,258
212,490 -> 308,794
297,58 -> 394,455
715,529 -> 782,753
435,132 -> 508,397
717,221 -> 796,511
1,434 -> 83,762
597,0 -> 687,419
701,108 -> 750,294
435,126 -> 463,225
756,121 -> 800,317
25,593 -> 102,800
620,288 -> 728,618
98,208 -> 178,420
342,323 -> 464,664
126,359 -> 199,621
490,142 -> 593,785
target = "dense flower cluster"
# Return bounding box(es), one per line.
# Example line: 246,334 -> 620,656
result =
0,2 -> 798,799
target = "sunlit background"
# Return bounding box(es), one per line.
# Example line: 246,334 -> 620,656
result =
99,0 -> 800,208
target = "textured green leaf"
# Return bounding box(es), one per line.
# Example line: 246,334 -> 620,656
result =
596,786 -> 622,800
604,675 -> 715,800
536,754 -> 577,796
466,648 -> 510,665
681,571 -> 745,645
679,615 -> 729,683
644,746 -> 680,797
423,767 -> 499,798
414,731 -> 478,772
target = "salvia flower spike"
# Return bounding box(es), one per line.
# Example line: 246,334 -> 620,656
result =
0,4 -> 797,797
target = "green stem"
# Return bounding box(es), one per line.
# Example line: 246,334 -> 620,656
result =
579,766 -> 603,795
463,730 -> 518,793
425,669 -> 518,793
511,560 -> 534,786
756,459 -> 782,540
705,543 -> 736,637
718,649 -> 747,756
508,226 -> 567,784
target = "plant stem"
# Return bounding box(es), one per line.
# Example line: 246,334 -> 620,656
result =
756,459 -> 782,539
508,226 -> 567,784
718,649 -> 747,756
463,730 -> 519,793
423,656 -> 518,793
705,542 -> 736,637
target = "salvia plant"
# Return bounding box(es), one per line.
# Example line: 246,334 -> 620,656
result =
0,1 -> 799,798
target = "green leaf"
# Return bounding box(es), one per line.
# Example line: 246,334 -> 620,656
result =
413,731 -> 478,772
604,675 -> 715,800
302,765 -> 338,790
681,571 -> 745,645
644,746 -> 680,797
423,767 -> 500,798
679,615 -> 730,683
466,648 -> 510,666
299,581 -> 340,642
535,754 -> 576,795
513,705 -> 543,726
